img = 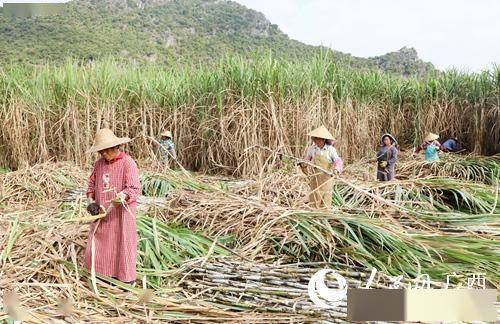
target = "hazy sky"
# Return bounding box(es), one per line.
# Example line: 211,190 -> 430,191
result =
234,0 -> 500,71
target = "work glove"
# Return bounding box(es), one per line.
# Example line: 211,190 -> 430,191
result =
297,162 -> 309,175
86,197 -> 106,215
86,202 -> 101,216
112,192 -> 127,206
379,161 -> 388,168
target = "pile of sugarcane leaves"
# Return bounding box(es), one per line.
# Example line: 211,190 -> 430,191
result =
0,155 -> 499,322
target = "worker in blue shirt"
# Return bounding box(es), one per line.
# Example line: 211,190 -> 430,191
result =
158,130 -> 177,164
442,137 -> 463,152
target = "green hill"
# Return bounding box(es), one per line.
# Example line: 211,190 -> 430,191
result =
0,0 -> 435,75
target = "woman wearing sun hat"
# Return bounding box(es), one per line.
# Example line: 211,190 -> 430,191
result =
413,132 -> 445,162
376,133 -> 398,181
84,128 -> 141,284
300,125 -> 343,209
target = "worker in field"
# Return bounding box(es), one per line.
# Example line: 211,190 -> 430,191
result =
413,132 -> 444,162
158,130 -> 177,165
376,133 -> 398,181
85,128 -> 141,285
299,125 -> 343,209
442,136 -> 464,153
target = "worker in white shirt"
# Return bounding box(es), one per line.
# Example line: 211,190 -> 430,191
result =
299,125 -> 342,209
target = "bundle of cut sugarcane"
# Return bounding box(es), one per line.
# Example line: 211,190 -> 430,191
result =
180,258 -> 455,321
60,187 -> 86,202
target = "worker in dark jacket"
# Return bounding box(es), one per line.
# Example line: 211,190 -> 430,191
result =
376,133 -> 398,181
442,137 -> 463,152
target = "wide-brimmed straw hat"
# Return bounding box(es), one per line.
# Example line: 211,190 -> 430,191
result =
161,130 -> 172,138
87,128 -> 131,153
424,132 -> 439,142
307,125 -> 335,140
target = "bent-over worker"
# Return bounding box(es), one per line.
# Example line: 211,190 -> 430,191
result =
85,128 -> 141,284
300,125 -> 342,209
442,137 -> 463,153
413,132 -> 444,162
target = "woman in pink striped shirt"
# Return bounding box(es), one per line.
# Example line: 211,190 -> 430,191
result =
85,128 -> 141,284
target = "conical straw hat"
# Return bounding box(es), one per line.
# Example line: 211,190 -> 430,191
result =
87,128 -> 131,153
381,133 -> 397,145
424,132 -> 439,142
307,125 -> 334,140
161,130 -> 172,138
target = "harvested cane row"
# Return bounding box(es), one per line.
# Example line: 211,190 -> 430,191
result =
331,178 -> 499,214
0,207 -> 309,323
1,157 -> 499,322
342,152 -> 500,185
0,162 -> 86,206
55,162 -> 499,284
396,153 -> 500,184
159,191 -> 499,285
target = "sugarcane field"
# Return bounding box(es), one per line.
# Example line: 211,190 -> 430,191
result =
0,57 -> 498,323
1,1 -> 500,323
